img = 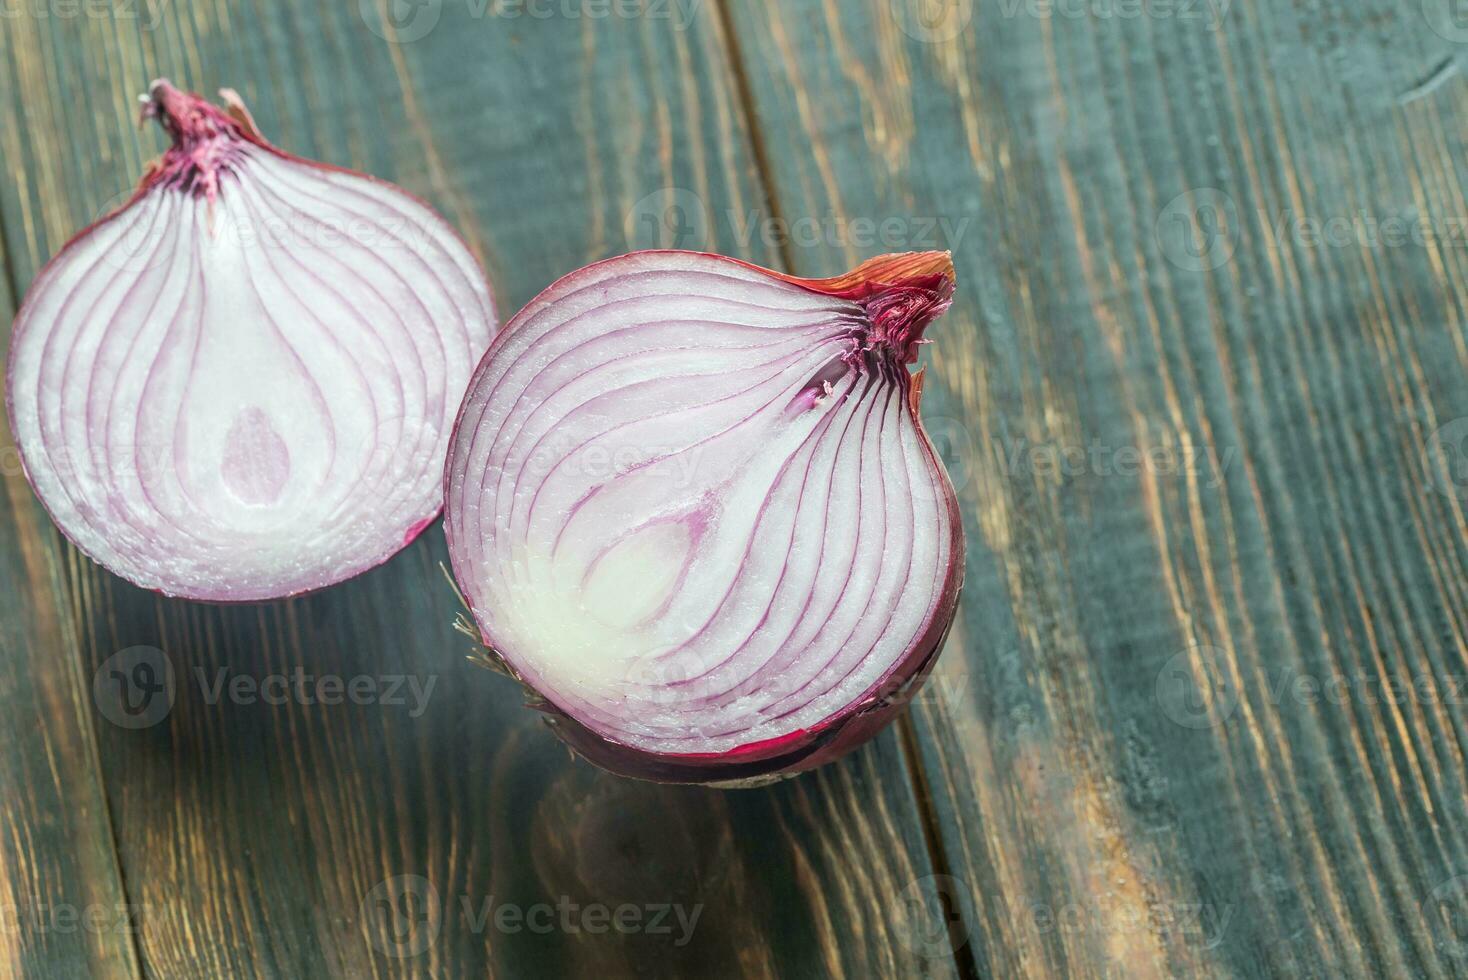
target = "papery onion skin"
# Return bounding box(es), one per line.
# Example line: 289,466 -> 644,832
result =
7,81 -> 496,601
445,250 -> 963,785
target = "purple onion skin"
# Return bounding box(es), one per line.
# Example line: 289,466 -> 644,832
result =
7,81 -> 496,602
446,250 -> 964,786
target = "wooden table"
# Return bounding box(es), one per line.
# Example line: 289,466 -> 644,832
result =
1,1 -> 1466,976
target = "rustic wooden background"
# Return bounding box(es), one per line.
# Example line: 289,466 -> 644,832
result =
1,0 -> 1467,976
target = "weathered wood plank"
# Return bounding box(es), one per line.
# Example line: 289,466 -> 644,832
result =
0,3 -> 958,976
726,0 -> 1468,976
0,193 -> 139,976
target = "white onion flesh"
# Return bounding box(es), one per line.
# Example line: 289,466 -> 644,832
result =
7,82 -> 496,600
445,250 -> 962,776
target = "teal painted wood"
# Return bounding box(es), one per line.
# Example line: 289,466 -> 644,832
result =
724,0 -> 1468,976
0,4 -> 959,978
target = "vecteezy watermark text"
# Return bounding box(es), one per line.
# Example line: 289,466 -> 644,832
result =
895,873 -> 1230,958
918,415 -> 1240,496
1155,645 -> 1468,730
997,436 -> 1236,488
93,647 -> 438,729
361,875 -> 703,958
725,211 -> 973,253
624,189 -> 974,252
527,438 -> 704,488
195,667 -> 436,718
1028,896 -> 1232,948
458,894 -> 701,942
0,0 -> 167,28
359,0 -> 702,43
488,0 -> 701,27
1157,188 -> 1468,271
0,902 -> 148,937
89,186 -> 449,275
996,0 -> 1231,28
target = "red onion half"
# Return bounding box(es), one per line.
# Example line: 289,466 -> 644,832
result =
445,250 -> 963,783
7,81 -> 496,601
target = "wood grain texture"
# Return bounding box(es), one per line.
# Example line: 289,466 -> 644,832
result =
725,0 -> 1468,976
0,223 -> 140,979
0,3 -> 957,978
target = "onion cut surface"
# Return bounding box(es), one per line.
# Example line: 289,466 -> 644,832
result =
445,250 -> 963,783
7,81 -> 496,600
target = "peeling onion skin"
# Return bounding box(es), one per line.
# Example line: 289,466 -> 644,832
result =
7,81 -> 496,601
445,250 -> 963,784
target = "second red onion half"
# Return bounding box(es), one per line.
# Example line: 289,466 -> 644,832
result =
445,250 -> 964,784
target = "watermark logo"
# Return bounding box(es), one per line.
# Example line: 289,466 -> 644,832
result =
894,668 -> 972,713
360,0 -> 443,43
1155,188 -> 1240,272
895,874 -> 975,958
362,875 -> 442,958
1154,645 -> 1238,729
922,416 -> 978,495
890,0 -> 974,42
90,189 -> 169,276
93,646 -> 176,730
1424,417 -> 1468,500
1423,0 -> 1468,43
1425,874 -> 1468,959
625,188 -> 711,250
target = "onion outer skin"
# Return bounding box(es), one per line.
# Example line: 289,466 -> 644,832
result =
8,81 -> 496,601
447,250 -> 964,785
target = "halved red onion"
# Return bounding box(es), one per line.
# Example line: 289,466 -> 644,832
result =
7,81 -> 496,601
445,250 -> 963,783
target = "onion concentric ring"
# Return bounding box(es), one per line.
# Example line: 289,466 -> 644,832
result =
7,81 -> 496,600
445,250 -> 962,783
